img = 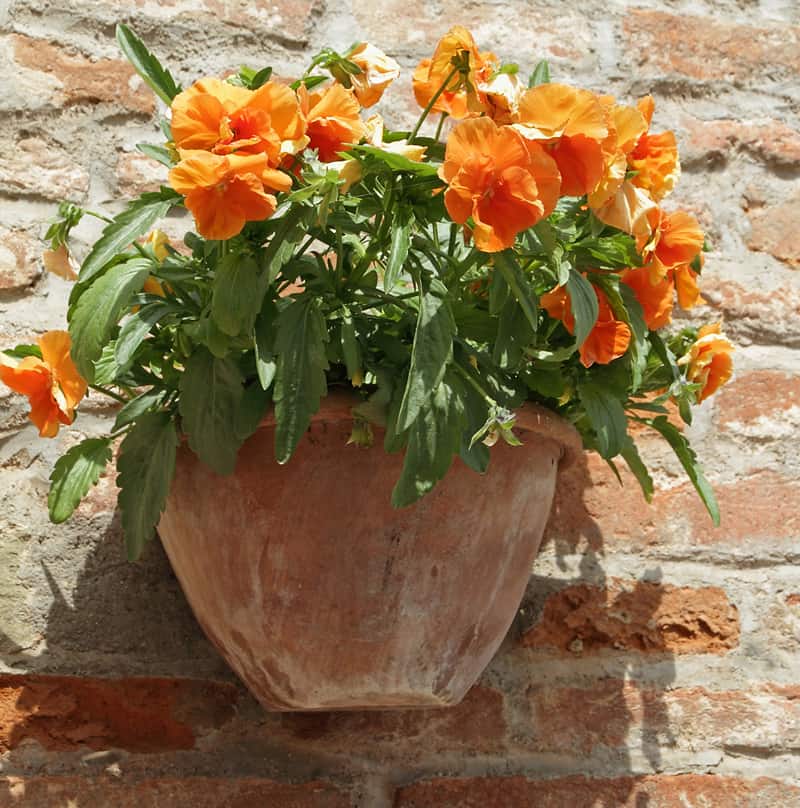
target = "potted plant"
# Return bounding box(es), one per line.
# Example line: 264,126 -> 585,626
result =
1,25 -> 734,711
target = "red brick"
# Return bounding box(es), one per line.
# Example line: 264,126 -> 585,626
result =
0,138 -> 89,201
624,11 -> 800,82
523,578 -> 739,655
0,228 -> 40,292
116,151 -> 168,197
715,370 -> 800,431
747,193 -> 800,266
0,675 -> 236,753
0,776 -> 349,808
547,455 -> 800,552
395,774 -> 800,808
276,685 -> 506,756
682,117 -> 800,167
12,35 -> 154,114
528,681 -> 800,755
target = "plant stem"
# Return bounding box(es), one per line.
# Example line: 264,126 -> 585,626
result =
433,112 -> 449,142
454,362 -> 496,406
408,65 -> 460,144
90,384 -> 128,404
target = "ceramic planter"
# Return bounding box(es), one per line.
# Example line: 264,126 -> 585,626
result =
157,391 -> 580,711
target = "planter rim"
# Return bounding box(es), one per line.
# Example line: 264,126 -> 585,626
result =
259,388 -> 583,468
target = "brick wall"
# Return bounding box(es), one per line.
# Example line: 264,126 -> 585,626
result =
1,1 -> 799,806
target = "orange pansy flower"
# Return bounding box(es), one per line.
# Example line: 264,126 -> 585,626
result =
515,83 -> 609,197
620,266 -> 674,330
412,27 -> 496,119
540,282 -> 631,368
439,117 -> 561,253
627,95 -> 680,202
298,83 -> 366,162
171,77 -> 307,165
169,151 -> 280,240
0,331 -> 87,437
678,323 -> 734,403
346,43 -> 401,108
645,209 -> 704,282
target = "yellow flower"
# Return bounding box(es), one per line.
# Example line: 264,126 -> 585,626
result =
42,244 -> 78,281
346,43 -> 401,108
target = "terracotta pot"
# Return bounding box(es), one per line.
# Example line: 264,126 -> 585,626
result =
158,391 -> 580,711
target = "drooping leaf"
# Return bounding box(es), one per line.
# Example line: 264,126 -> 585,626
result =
647,415 -> 720,526
48,438 -> 113,524
384,211 -> 412,291
339,306 -> 362,383
397,282 -> 455,432
136,142 -> 174,167
117,411 -> 179,560
178,348 -> 245,475
351,144 -> 439,175
69,257 -> 152,382
566,267 -> 599,349
392,376 -> 464,507
211,253 -> 263,336
116,24 -> 181,106
115,301 -> 171,373
578,380 -> 627,459
494,250 -> 538,333
79,191 -> 179,283
620,436 -> 654,503
235,381 -> 272,441
273,298 -> 329,464
254,302 -> 278,391
3,344 -> 42,360
617,282 -> 649,391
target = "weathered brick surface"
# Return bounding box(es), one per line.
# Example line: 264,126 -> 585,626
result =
0,675 -> 236,752
1,1 -> 799,803
395,775 -> 800,808
523,579 -> 740,655
0,777 -> 349,808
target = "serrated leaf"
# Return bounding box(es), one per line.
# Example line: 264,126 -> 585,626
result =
396,282 -> 455,432
273,298 -> 329,463
211,253 -> 263,336
494,250 -> 538,333
48,438 -> 113,523
79,193 -> 178,283
178,348 -> 245,476
69,257 -> 151,382
620,437 -> 654,503
93,341 -> 119,385
117,411 -> 178,560
648,416 -> 719,526
392,377 -> 464,507
112,389 -> 166,432
384,212 -> 412,291
566,267 -> 599,349
617,282 -> 649,391
115,301 -> 171,373
351,144 -> 439,175
116,24 -> 181,106
578,380 -> 627,459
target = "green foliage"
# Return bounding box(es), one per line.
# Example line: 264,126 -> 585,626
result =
116,24 -> 181,105
117,412 -> 179,560
529,59 -> 551,87
48,438 -> 113,523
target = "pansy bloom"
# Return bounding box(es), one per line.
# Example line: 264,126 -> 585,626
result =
678,323 -> 734,403
439,117 -> 561,252
346,43 -> 401,108
298,83 -> 366,162
0,331 -> 86,437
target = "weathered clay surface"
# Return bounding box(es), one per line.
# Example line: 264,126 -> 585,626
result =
158,394 -> 579,710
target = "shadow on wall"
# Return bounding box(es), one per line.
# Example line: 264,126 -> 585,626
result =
0,453 -> 678,805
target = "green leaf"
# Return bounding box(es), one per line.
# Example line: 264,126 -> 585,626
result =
179,348 -> 245,476
493,293 -> 535,368
494,250 -> 538,333
116,24 -> 181,106
69,257 -> 151,382
48,438 -> 113,524
211,253 -> 263,336
273,298 -> 329,464
117,411 -> 179,560
578,381 -> 627,458
112,389 -> 166,432
93,341 -> 119,385
339,307 -> 362,382
565,268 -> 599,349
529,59 -> 551,87
235,382 -> 271,441
396,282 -> 456,432
384,212 -> 412,291
648,416 -> 719,525
136,142 -> 174,167
254,302 -> 278,390
115,301 -> 171,373
3,344 -> 42,360
392,377 -> 464,507
620,437 -> 654,503
250,66 -> 273,89
571,233 -> 641,269
351,144 -> 440,175
79,192 -> 178,283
